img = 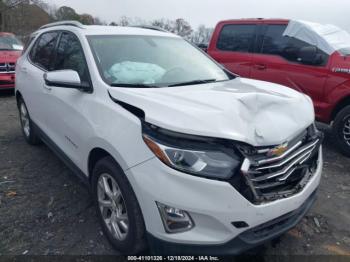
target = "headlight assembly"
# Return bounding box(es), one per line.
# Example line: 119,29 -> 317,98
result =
142,122 -> 242,179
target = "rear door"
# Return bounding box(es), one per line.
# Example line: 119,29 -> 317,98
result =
250,22 -> 330,114
208,22 -> 259,77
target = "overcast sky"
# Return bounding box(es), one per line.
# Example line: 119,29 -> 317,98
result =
44,0 -> 350,31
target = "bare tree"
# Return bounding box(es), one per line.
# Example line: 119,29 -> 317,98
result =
30,0 -> 48,12
1,0 -> 25,9
118,15 -> 131,26
151,18 -> 193,39
191,24 -> 214,44
31,0 -> 57,20
173,18 -> 193,39
1,1 -> 50,39
132,16 -> 148,26
79,13 -> 94,25
0,0 -> 26,30
151,18 -> 174,31
55,6 -> 80,21
94,17 -> 106,25
0,1 -> 202,43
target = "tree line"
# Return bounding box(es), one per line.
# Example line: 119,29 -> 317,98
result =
0,0 -> 213,44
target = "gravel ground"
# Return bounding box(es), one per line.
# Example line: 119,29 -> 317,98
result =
0,92 -> 350,256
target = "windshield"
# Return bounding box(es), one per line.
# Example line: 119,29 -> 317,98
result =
0,35 -> 23,51
88,35 -> 231,87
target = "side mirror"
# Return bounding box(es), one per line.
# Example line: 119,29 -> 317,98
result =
297,46 -> 319,65
44,70 -> 90,91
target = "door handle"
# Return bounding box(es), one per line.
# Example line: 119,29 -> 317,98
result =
254,64 -> 267,70
21,67 -> 28,73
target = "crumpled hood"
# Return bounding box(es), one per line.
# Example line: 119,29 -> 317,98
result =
108,78 -> 314,146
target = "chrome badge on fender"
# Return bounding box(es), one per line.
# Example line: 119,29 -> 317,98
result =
332,68 -> 350,74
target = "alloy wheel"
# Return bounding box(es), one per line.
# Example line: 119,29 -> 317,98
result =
97,173 -> 129,241
343,116 -> 350,146
20,103 -> 30,137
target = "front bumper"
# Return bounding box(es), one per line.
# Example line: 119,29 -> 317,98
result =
0,73 -> 15,89
125,147 -> 322,254
147,190 -> 316,255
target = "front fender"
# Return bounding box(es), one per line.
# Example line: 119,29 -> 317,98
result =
326,79 -> 350,121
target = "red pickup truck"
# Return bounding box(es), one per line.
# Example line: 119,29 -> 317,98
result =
0,32 -> 23,91
207,18 -> 350,156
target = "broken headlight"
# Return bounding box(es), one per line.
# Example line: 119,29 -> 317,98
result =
142,122 -> 242,179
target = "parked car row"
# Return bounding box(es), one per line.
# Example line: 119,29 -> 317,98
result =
14,20 -> 323,255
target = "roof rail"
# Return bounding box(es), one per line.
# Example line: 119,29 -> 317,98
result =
131,25 -> 168,33
40,20 -> 85,30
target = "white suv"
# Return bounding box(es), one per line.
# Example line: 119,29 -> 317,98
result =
15,21 -> 323,255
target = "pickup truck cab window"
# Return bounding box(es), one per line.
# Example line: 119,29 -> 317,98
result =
216,24 -> 256,52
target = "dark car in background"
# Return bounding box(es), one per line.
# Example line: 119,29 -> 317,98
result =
0,32 -> 23,91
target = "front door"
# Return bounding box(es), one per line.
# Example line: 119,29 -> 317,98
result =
250,23 -> 330,116
43,31 -> 93,167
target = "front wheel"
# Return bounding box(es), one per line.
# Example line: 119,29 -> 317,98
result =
18,98 -> 41,145
91,156 -> 147,254
333,105 -> 350,157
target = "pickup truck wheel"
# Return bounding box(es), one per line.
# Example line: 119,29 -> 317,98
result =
91,156 -> 147,254
18,98 -> 41,145
333,105 -> 350,157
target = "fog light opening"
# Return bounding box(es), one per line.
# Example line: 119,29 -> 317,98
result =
232,221 -> 249,229
156,202 -> 194,233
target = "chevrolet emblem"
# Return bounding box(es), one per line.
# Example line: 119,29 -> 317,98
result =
267,142 -> 288,157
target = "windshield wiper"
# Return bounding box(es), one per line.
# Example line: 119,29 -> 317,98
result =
168,79 -> 217,87
110,83 -> 159,88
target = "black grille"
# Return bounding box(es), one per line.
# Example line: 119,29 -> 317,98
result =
0,80 -> 14,85
235,126 -> 322,204
0,62 -> 15,73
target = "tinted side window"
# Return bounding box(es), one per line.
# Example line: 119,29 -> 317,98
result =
261,25 -> 328,65
54,32 -> 89,83
30,32 -> 59,70
217,24 -> 256,52
261,25 -> 289,55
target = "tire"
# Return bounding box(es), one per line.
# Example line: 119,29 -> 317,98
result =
18,98 -> 41,145
91,156 -> 147,254
332,105 -> 350,157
